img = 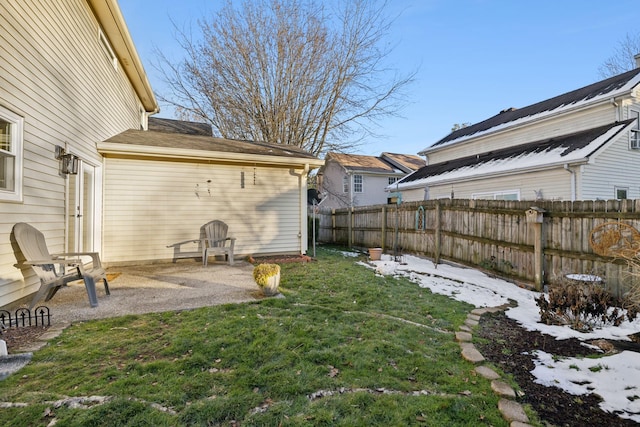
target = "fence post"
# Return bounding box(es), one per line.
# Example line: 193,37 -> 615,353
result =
348,207 -> 353,248
331,209 -> 336,243
381,205 -> 387,250
525,207 -> 546,291
434,200 -> 441,265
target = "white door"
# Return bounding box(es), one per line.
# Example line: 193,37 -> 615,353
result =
67,161 -> 96,252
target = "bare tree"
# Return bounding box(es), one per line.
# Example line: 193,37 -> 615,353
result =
155,0 -> 414,156
598,32 -> 640,78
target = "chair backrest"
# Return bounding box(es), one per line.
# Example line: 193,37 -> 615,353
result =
13,222 -> 53,262
202,220 -> 229,247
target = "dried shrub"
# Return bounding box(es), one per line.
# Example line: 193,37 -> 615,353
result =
536,278 -> 636,332
588,222 -> 640,322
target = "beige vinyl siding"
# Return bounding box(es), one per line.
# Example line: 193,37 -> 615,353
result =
0,0 -> 145,306
582,134 -> 640,200
426,167 -> 573,201
103,159 -> 303,263
401,187 -> 428,202
427,103 -> 616,164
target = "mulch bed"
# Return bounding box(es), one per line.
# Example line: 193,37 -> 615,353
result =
248,254 -> 313,264
475,311 -> 638,426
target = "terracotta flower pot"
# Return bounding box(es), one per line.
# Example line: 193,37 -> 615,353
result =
368,248 -> 382,261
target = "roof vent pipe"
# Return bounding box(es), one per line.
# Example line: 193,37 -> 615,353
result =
635,53 -> 640,69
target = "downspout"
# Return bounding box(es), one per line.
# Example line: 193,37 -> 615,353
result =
290,164 -> 310,254
564,164 -> 576,201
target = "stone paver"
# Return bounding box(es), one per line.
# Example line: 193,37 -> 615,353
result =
467,313 -> 481,322
475,365 -> 500,380
491,380 -> 516,398
458,324 -> 472,333
461,346 -> 485,363
464,318 -> 479,327
498,398 -> 529,423
455,331 -> 472,342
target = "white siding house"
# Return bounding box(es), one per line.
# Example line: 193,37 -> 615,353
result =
396,64 -> 640,202
318,152 -> 424,208
0,0 -> 157,307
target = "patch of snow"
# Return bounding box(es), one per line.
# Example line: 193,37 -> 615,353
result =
362,253 -> 640,422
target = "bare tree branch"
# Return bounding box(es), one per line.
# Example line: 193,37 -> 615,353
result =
598,32 -> 640,78
154,0 -> 415,156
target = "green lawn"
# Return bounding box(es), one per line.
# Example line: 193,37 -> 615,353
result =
0,247 -> 516,426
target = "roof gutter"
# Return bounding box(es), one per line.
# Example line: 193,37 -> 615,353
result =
87,0 -> 159,113
395,159 -> 590,191
97,142 -> 325,168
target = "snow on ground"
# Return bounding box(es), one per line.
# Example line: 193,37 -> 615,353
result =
354,252 -> 640,423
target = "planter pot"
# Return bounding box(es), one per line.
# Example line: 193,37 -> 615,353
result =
261,272 -> 280,296
368,248 -> 382,261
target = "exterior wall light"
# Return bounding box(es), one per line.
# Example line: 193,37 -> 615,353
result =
55,145 -> 79,175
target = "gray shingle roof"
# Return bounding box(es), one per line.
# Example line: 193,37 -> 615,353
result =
429,68 -> 640,149
400,119 -> 635,185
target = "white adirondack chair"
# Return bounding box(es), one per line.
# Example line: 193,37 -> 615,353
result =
167,220 -> 235,265
13,222 -> 110,308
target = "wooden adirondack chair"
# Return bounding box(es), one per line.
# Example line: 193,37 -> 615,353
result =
13,222 -> 110,309
167,220 -> 235,266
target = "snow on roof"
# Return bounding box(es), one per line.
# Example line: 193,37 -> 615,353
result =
398,119 -> 635,190
421,68 -> 640,153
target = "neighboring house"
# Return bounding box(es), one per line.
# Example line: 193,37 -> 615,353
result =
317,152 -> 424,208
0,1 -> 322,308
396,62 -> 640,202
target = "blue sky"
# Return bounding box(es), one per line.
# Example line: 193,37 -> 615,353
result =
119,0 -> 638,156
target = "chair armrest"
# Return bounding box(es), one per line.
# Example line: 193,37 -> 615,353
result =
167,239 -> 200,248
52,252 -> 102,268
24,258 -> 83,266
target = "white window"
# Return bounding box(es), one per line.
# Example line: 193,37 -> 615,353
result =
388,177 -> 398,185
631,110 -> 640,149
99,29 -> 118,70
615,187 -> 628,200
472,190 -> 520,201
353,174 -> 363,193
0,106 -> 24,202
342,175 -> 349,193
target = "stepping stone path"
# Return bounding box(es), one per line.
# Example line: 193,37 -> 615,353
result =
456,307 -> 533,426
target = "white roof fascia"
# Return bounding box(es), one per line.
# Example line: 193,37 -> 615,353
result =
97,142 -> 325,168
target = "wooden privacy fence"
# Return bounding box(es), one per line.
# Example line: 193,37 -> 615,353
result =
314,199 -> 640,297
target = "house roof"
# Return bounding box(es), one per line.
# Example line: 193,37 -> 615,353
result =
423,67 -> 640,152
87,0 -> 158,112
398,119 -> 636,189
97,129 -> 324,167
148,117 -> 213,136
323,152 -> 423,175
381,152 -> 425,172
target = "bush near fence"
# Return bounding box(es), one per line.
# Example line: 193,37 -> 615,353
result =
314,199 -> 640,298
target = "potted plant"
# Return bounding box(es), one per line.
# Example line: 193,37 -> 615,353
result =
253,263 -> 281,296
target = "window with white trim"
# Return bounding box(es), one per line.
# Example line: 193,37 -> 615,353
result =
353,174 -> 363,193
472,190 -> 520,200
615,186 -> 628,200
388,177 -> 398,185
0,106 -> 24,202
99,29 -> 118,70
631,110 -> 640,149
